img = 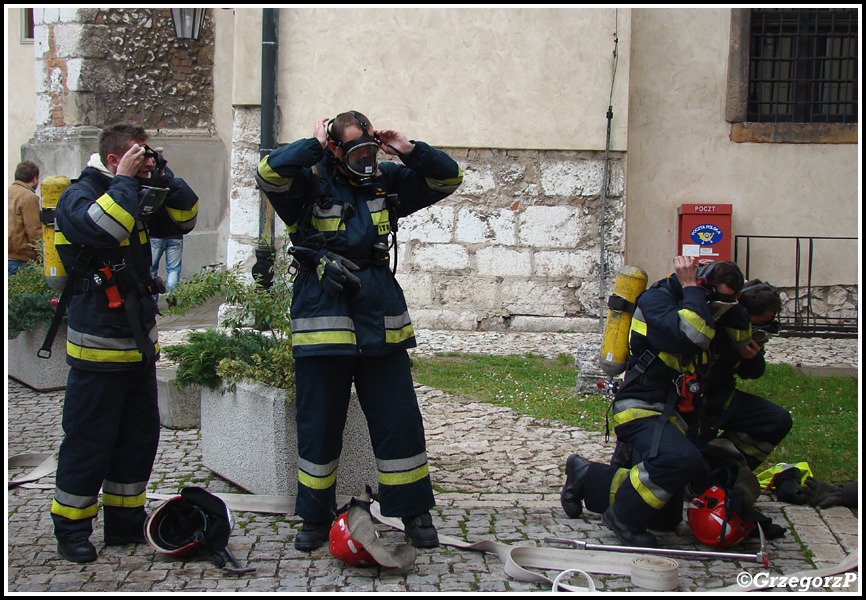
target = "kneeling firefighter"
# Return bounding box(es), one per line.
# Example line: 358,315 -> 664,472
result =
255,111 -> 462,551
46,124 -> 198,563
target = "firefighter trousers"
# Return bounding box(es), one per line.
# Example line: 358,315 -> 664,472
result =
51,365 -> 160,542
699,391 -> 793,471
583,414 -> 705,531
293,351 -> 435,522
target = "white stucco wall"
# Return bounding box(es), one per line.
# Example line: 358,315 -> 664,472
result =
231,7 -> 629,152
7,8 -> 39,180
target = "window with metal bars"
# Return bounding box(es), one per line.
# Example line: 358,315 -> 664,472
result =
748,8 -> 857,124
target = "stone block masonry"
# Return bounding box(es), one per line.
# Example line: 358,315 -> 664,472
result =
229,108 -> 626,333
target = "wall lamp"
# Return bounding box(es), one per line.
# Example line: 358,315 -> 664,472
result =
170,8 -> 206,41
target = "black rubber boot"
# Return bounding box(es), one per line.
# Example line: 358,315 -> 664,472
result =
57,537 -> 97,563
402,512 -> 439,548
294,520 -> 331,551
602,505 -> 658,548
560,454 -> 591,518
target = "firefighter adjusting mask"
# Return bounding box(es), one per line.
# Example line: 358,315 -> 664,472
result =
697,262 -> 741,320
136,145 -> 169,218
328,112 -> 380,185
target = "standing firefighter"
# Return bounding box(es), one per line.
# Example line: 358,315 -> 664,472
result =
49,124 -> 198,563
255,111 -> 462,551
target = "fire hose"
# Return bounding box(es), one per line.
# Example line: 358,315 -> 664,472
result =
10,453 -> 858,591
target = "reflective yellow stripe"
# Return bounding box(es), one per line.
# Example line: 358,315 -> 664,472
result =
629,466 -> 668,510
310,216 -> 346,232
611,408 -> 685,435
425,168 -> 463,194
166,204 -> 198,229
102,491 -> 146,508
96,193 -> 136,232
67,340 -> 159,363
292,331 -> 357,347
609,467 -> 630,507
257,157 -> 291,188
51,499 -> 99,521
385,323 -> 415,345
678,308 -> 714,348
298,469 -> 338,490
378,464 -> 429,486
55,231 -> 72,245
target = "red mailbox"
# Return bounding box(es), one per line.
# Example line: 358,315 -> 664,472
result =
677,204 -> 732,262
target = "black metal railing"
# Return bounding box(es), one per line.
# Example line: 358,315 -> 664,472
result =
734,234 -> 858,338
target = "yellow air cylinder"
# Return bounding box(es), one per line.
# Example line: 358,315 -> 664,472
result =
40,175 -> 72,292
599,265 -> 648,378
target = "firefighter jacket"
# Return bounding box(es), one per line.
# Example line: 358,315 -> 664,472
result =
612,274 -> 752,431
256,137 -> 463,358
54,158 -> 198,371
701,304 -> 763,413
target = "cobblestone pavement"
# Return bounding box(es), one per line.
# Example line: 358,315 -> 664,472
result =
6,325 -> 860,593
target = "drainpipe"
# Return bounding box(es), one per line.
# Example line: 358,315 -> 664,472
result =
598,10 -> 619,332
252,8 -> 278,288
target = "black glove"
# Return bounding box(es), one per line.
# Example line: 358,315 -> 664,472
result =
773,467 -> 809,505
316,251 -> 361,295
803,477 -> 858,508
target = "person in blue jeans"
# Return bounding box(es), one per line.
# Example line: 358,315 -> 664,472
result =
150,235 -> 183,306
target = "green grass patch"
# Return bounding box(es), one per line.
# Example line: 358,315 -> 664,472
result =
738,363 -> 859,484
411,353 -> 610,430
411,355 -> 858,484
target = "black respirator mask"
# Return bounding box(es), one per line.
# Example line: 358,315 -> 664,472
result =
697,262 -> 743,320
136,145 -> 169,218
328,112 -> 381,186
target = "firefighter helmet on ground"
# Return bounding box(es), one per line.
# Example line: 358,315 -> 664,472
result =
687,485 -> 755,548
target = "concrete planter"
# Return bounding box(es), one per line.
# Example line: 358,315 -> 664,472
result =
156,367 -> 201,429
200,380 -> 378,497
8,323 -> 69,392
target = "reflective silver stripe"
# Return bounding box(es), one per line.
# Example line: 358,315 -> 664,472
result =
366,197 -> 387,213
102,480 -> 149,496
87,203 -> 131,243
255,168 -> 292,194
612,398 -> 667,415
425,169 -> 463,194
312,205 -> 343,219
728,431 -> 775,458
292,316 -> 355,333
383,312 -> 412,330
54,489 -> 99,509
634,462 -> 674,503
677,309 -> 714,349
376,452 -> 428,474
67,325 -> 158,351
297,457 -> 339,477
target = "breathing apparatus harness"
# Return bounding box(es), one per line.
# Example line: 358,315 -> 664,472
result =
38,174 -> 167,363
291,112 -> 401,279
608,266 -> 743,461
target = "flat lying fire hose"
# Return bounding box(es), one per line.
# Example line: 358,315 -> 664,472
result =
10,453 -> 857,592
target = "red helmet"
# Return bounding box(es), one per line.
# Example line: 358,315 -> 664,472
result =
329,512 -> 378,567
687,486 -> 755,548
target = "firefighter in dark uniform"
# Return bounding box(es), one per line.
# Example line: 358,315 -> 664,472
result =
255,111 -> 463,551
695,280 -> 792,471
50,124 -> 198,563
560,257 -> 749,547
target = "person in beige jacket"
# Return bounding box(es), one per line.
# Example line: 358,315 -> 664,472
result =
8,161 -> 42,275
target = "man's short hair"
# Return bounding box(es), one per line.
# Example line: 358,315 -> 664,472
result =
99,123 -> 148,167
740,280 -> 782,316
15,161 -> 40,183
329,111 -> 371,143
705,261 -> 745,294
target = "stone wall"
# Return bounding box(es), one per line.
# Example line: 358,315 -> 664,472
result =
33,7 -> 214,130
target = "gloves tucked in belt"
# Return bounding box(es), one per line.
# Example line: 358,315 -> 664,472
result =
315,250 -> 361,295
